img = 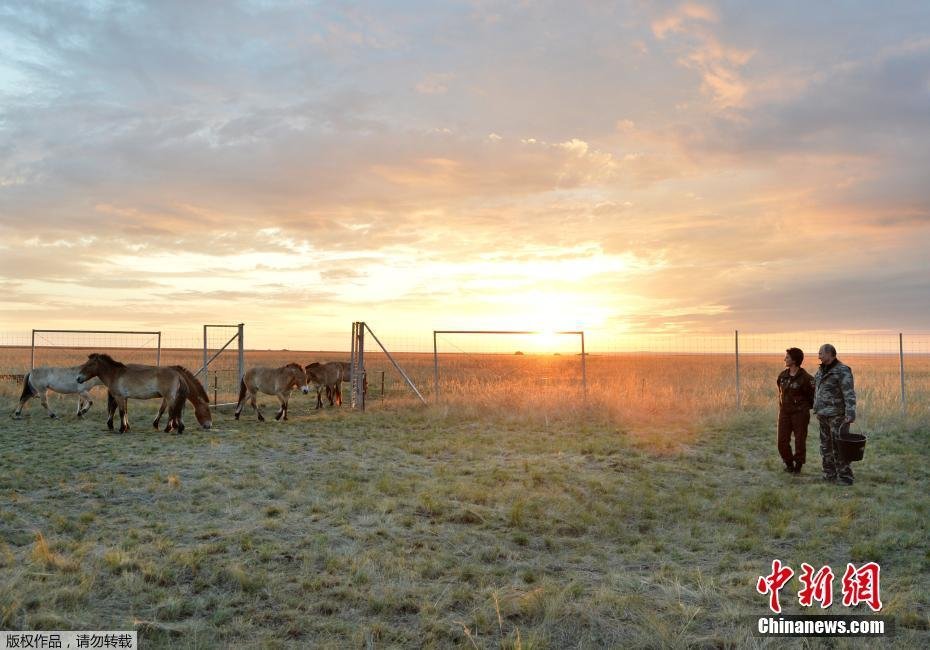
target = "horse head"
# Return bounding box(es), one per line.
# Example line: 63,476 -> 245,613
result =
77,353 -> 121,384
286,363 -> 310,394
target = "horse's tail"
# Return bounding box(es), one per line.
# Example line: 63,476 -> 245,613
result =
175,375 -> 189,412
172,365 -> 209,404
169,373 -> 189,428
19,372 -> 36,402
237,377 -> 247,407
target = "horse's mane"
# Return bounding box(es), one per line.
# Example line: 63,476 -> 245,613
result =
171,365 -> 210,402
284,362 -> 304,373
89,353 -> 125,368
305,362 -> 322,369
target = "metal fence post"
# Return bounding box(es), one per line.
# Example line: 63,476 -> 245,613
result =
581,331 -> 587,403
30,329 -> 35,370
899,332 -> 906,415
433,331 -> 440,403
237,323 -> 245,386
202,325 -> 209,389
356,322 -> 366,411
735,329 -> 741,410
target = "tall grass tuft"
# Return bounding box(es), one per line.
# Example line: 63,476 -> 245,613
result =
31,532 -> 78,572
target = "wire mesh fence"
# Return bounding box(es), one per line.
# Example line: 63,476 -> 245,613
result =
1,328 -> 928,424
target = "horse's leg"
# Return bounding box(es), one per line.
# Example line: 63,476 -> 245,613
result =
251,393 -> 264,422
14,373 -> 36,418
315,387 -> 323,410
14,393 -> 33,418
117,397 -> 130,433
106,392 -> 117,430
274,393 -> 286,420
40,389 -> 57,419
334,383 -> 342,406
167,388 -> 185,434
77,391 -> 93,417
154,398 -> 167,429
234,379 -> 247,420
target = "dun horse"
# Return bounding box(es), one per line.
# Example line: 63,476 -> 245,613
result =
107,365 -> 212,431
14,366 -> 103,418
76,353 -> 188,433
305,361 -> 365,409
234,363 -> 309,421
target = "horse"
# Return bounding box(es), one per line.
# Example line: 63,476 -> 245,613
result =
234,363 -> 309,421
305,361 -> 366,409
76,353 -> 188,434
107,365 -> 212,431
304,362 -> 342,409
13,366 -> 103,418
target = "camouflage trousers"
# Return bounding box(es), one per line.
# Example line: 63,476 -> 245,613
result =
817,414 -> 853,482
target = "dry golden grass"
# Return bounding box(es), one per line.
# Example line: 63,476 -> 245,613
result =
4,345 -> 929,429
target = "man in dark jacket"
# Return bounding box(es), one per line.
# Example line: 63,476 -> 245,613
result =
813,343 -> 857,485
777,347 -> 815,474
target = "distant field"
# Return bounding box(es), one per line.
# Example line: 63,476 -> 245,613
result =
1,395 -> 928,647
3,347 -> 928,426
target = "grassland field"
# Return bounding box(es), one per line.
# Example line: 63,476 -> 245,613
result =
1,352 -> 928,648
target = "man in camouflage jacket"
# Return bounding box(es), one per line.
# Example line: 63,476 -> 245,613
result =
813,343 -> 857,485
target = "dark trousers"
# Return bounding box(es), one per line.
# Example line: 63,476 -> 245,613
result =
818,414 -> 854,482
777,409 -> 809,467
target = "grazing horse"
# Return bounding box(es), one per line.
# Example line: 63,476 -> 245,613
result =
305,361 -> 366,409
108,365 -> 212,431
76,353 -> 188,434
234,363 -> 309,421
14,366 -> 103,418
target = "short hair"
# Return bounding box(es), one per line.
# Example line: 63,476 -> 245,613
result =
819,343 -> 837,357
786,347 -> 804,365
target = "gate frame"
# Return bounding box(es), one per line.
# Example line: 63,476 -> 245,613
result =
31,329 -> 162,369
351,321 -> 426,410
195,323 -> 244,407
432,330 -> 587,403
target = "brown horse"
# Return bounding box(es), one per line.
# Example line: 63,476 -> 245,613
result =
108,365 -> 212,431
234,363 -> 309,421
305,361 -> 366,408
76,353 -> 188,434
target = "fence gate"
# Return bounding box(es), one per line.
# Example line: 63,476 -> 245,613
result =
195,324 -> 244,407
31,329 -> 162,369
351,321 -> 426,410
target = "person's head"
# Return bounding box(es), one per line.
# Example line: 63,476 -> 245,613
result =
818,344 -> 837,364
785,347 -> 804,368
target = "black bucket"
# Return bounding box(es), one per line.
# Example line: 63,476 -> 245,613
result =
837,427 -> 866,462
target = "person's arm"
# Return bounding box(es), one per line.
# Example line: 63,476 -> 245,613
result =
804,374 -> 815,407
841,366 -> 857,422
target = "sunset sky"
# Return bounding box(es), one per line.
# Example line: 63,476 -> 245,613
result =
1,1 -> 929,350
